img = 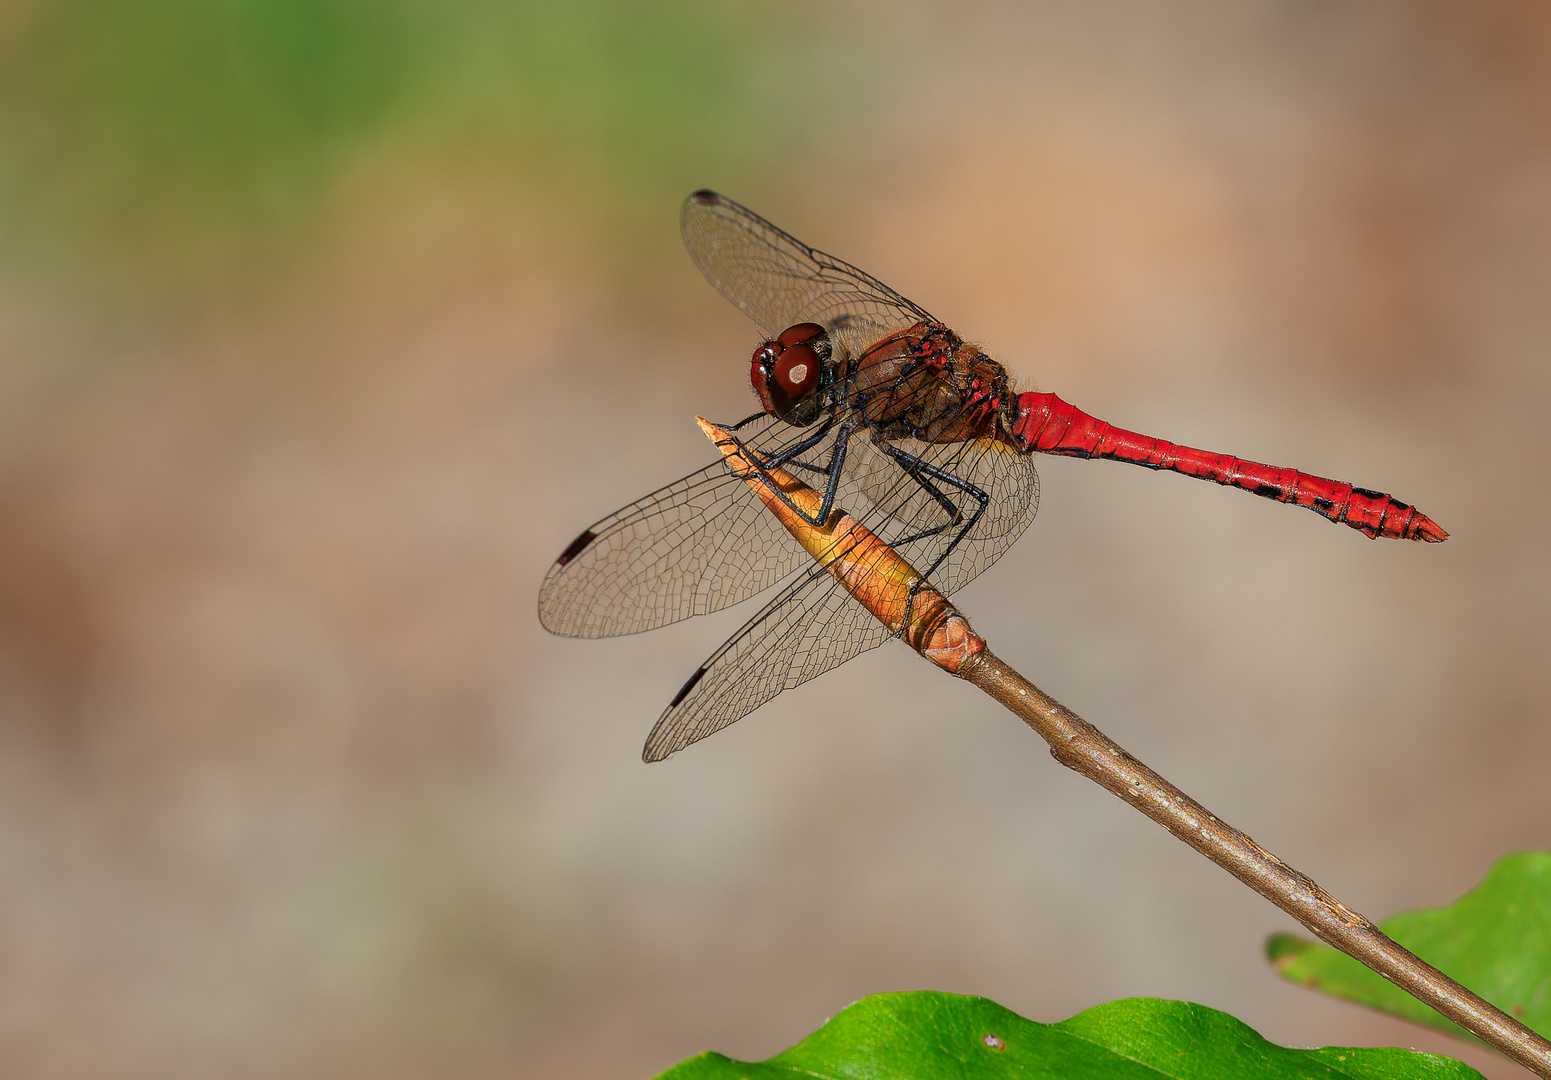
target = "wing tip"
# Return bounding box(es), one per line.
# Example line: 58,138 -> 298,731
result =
555,529 -> 597,567
640,667 -> 709,762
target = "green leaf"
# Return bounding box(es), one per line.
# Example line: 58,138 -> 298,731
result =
1268,850 -> 1551,1045
652,992 -> 1481,1079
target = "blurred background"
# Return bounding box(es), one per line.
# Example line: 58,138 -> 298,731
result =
0,1 -> 1547,1077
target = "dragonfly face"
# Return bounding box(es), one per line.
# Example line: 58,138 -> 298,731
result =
749,321 -> 832,427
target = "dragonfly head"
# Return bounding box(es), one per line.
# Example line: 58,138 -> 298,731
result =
750,322 -> 831,426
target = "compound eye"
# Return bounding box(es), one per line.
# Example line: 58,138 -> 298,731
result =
749,342 -> 779,413
777,322 -> 826,347
773,342 -> 820,399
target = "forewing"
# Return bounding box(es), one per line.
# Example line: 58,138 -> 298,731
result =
538,415 -> 844,638
682,191 -> 934,361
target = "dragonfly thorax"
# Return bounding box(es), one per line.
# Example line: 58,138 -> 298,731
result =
850,320 -> 1015,445
750,322 -> 832,426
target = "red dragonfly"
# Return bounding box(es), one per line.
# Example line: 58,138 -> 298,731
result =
540,191 -> 1446,762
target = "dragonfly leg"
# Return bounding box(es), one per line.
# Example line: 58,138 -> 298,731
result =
725,413 -> 834,477
876,443 -> 990,631
714,415 -> 854,527
721,412 -> 834,472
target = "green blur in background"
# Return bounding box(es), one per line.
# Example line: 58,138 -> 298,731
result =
0,0 -> 866,313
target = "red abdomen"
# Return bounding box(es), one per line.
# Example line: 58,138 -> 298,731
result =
1009,392 -> 1446,542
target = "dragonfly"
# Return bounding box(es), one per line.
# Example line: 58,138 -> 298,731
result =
539,191 -> 1447,762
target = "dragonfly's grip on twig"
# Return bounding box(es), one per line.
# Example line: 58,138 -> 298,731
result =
698,417 -> 984,673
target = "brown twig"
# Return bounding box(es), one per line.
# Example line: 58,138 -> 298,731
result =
696,418 -> 1551,1076
961,650 -> 1551,1078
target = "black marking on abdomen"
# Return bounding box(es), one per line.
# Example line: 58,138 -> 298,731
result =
669,667 -> 707,708
556,530 -> 597,567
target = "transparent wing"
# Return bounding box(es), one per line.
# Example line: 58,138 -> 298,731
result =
642,558 -> 894,761
642,431 -> 1039,759
846,432 -> 1040,596
539,415 -> 842,638
548,193 -> 937,641
682,190 -> 934,362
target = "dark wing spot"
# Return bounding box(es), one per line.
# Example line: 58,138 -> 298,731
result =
669,666 -> 707,708
556,530 -> 597,567
691,189 -> 718,204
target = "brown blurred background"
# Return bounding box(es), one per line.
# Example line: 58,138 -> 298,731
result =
0,2 -> 1547,1077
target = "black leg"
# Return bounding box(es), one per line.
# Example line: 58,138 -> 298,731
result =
876,443 -> 990,631
729,411 -> 768,431
722,412 -> 835,473
714,415 -> 855,528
